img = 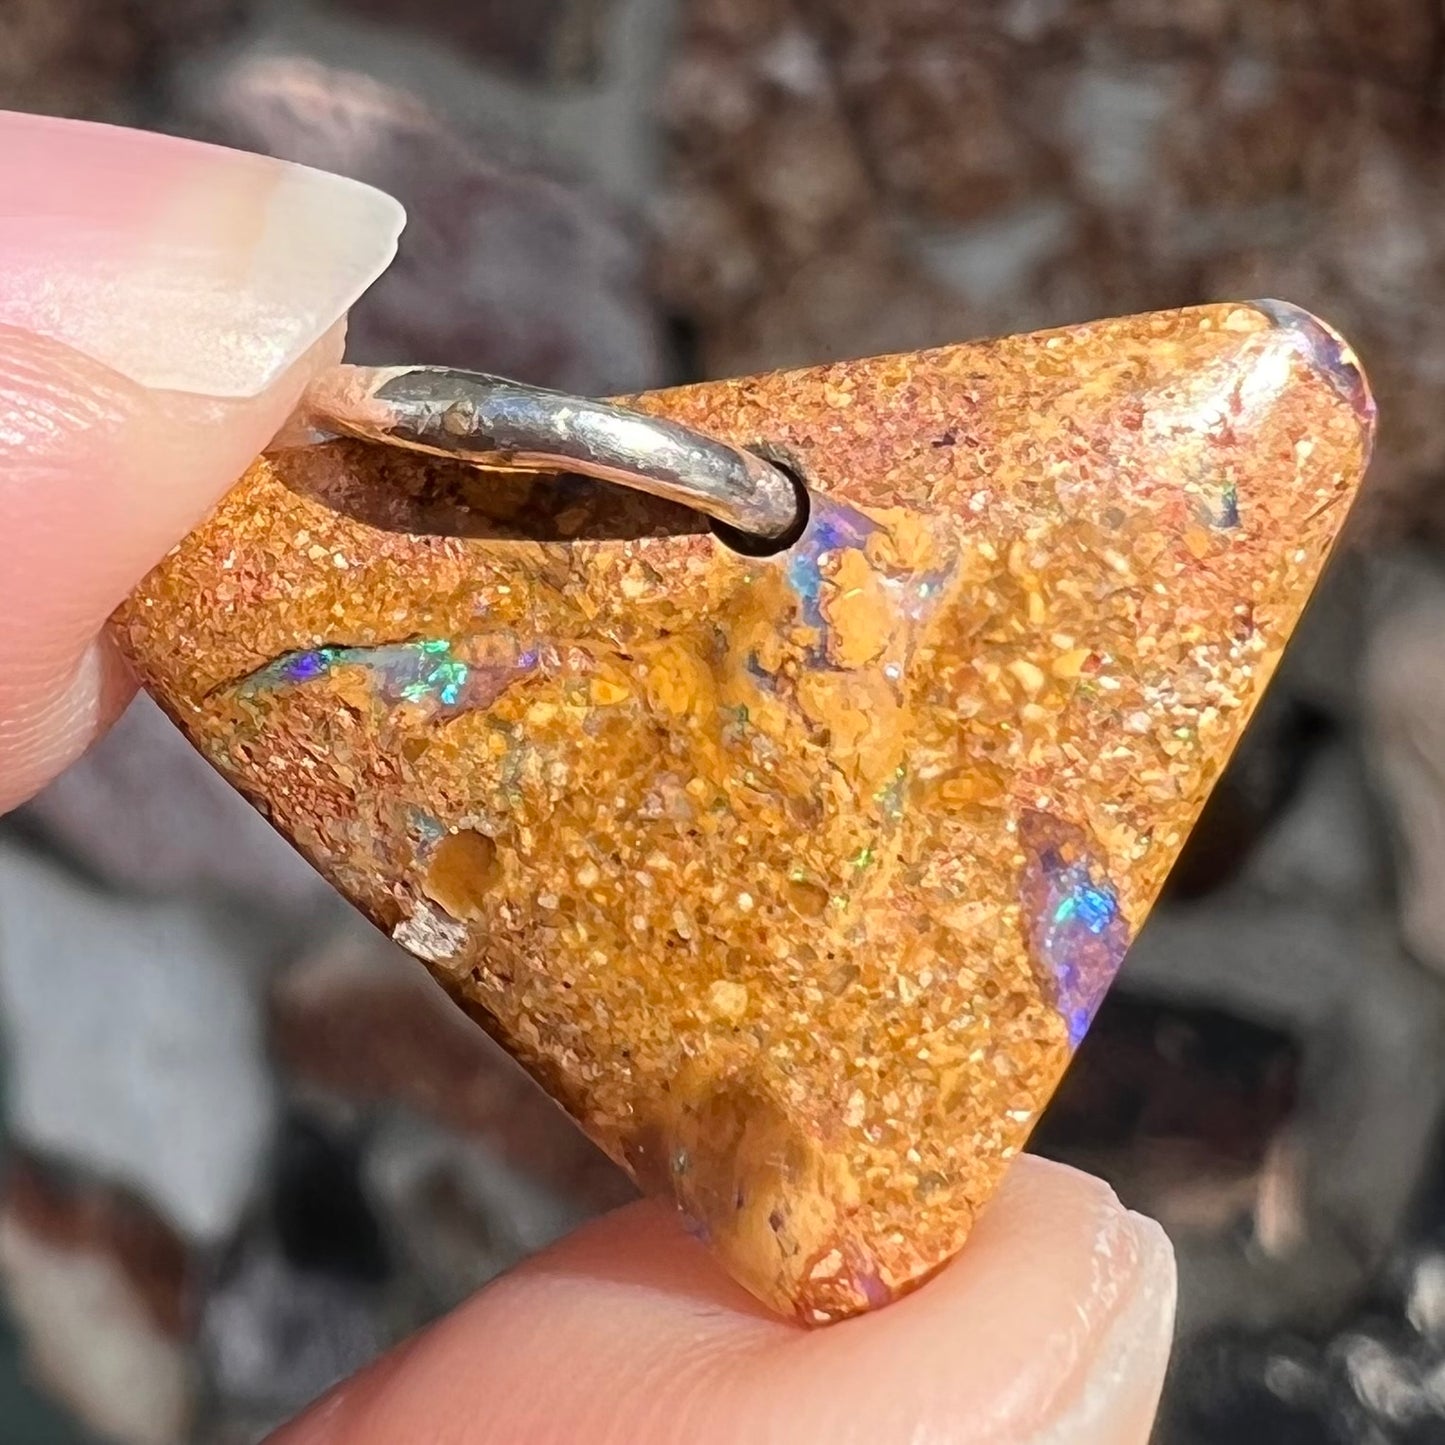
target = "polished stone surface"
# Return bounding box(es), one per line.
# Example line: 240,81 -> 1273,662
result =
113,303 -> 1373,1322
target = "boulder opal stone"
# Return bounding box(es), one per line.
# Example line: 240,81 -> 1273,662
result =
112,303 -> 1374,1322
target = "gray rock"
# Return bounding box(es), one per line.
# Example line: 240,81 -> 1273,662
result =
1407,1252 -> 1445,1344
171,42 -> 667,395
1124,898 -> 1445,1334
1266,555 -> 1371,724
1245,740 -> 1387,908
0,846 -> 276,1244
19,695 -> 325,911
1122,895 -> 1362,1031
327,0 -> 617,83
1366,554 -> 1445,976
363,1112 -> 588,1311
199,1246 -> 385,1432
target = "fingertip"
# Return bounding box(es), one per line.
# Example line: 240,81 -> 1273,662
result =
1052,1208 -> 1175,1445
0,114 -> 402,810
0,637 -> 135,814
0,322 -> 343,811
276,1159 -> 1176,1445
0,111 -> 402,399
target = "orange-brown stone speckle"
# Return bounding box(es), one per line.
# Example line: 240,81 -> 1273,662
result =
112,303 -> 1373,1324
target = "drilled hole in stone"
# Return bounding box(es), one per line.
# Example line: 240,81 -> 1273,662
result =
275,439 -> 710,543
710,457 -> 812,558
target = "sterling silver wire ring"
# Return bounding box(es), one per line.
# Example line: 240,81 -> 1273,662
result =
287,365 -> 803,541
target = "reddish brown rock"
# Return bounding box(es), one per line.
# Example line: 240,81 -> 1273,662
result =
0,1158 -> 194,1445
0,0 -> 243,121
661,0 -> 1445,536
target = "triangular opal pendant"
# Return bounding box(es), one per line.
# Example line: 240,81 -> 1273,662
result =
113,302 -> 1373,1324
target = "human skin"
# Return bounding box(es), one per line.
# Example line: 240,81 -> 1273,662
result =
0,111 -> 1176,1444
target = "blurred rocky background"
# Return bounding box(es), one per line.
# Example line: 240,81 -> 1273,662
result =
4,0 -> 1445,1439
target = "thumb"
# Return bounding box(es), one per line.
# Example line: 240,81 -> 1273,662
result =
0,111 -> 403,809
274,1158 -> 1176,1445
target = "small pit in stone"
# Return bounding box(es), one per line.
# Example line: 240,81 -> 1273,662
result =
423,829 -> 502,922
711,456 -> 812,558
787,879 -> 830,917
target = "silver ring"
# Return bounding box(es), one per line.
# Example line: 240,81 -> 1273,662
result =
290,365 -> 802,540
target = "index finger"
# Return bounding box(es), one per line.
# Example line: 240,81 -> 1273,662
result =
0,112 -> 402,809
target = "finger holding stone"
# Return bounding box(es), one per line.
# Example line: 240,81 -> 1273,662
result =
0,112 -> 403,809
